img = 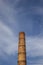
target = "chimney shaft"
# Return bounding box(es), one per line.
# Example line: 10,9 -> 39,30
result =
18,32 -> 26,65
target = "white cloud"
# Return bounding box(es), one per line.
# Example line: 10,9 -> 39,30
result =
0,0 -> 19,57
26,36 -> 43,57
26,36 -> 43,65
0,21 -> 18,56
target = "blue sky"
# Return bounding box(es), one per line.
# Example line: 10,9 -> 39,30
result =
0,0 -> 43,65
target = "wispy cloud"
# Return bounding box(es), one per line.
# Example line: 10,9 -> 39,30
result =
0,21 -> 18,56
26,36 -> 43,57
26,36 -> 43,65
0,0 -> 19,35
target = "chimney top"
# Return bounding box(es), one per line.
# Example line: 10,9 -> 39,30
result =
19,32 -> 25,34
19,32 -> 25,39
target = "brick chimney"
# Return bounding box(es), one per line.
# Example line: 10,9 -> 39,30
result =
18,32 -> 26,65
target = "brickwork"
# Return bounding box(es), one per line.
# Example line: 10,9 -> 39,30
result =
18,32 -> 26,65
